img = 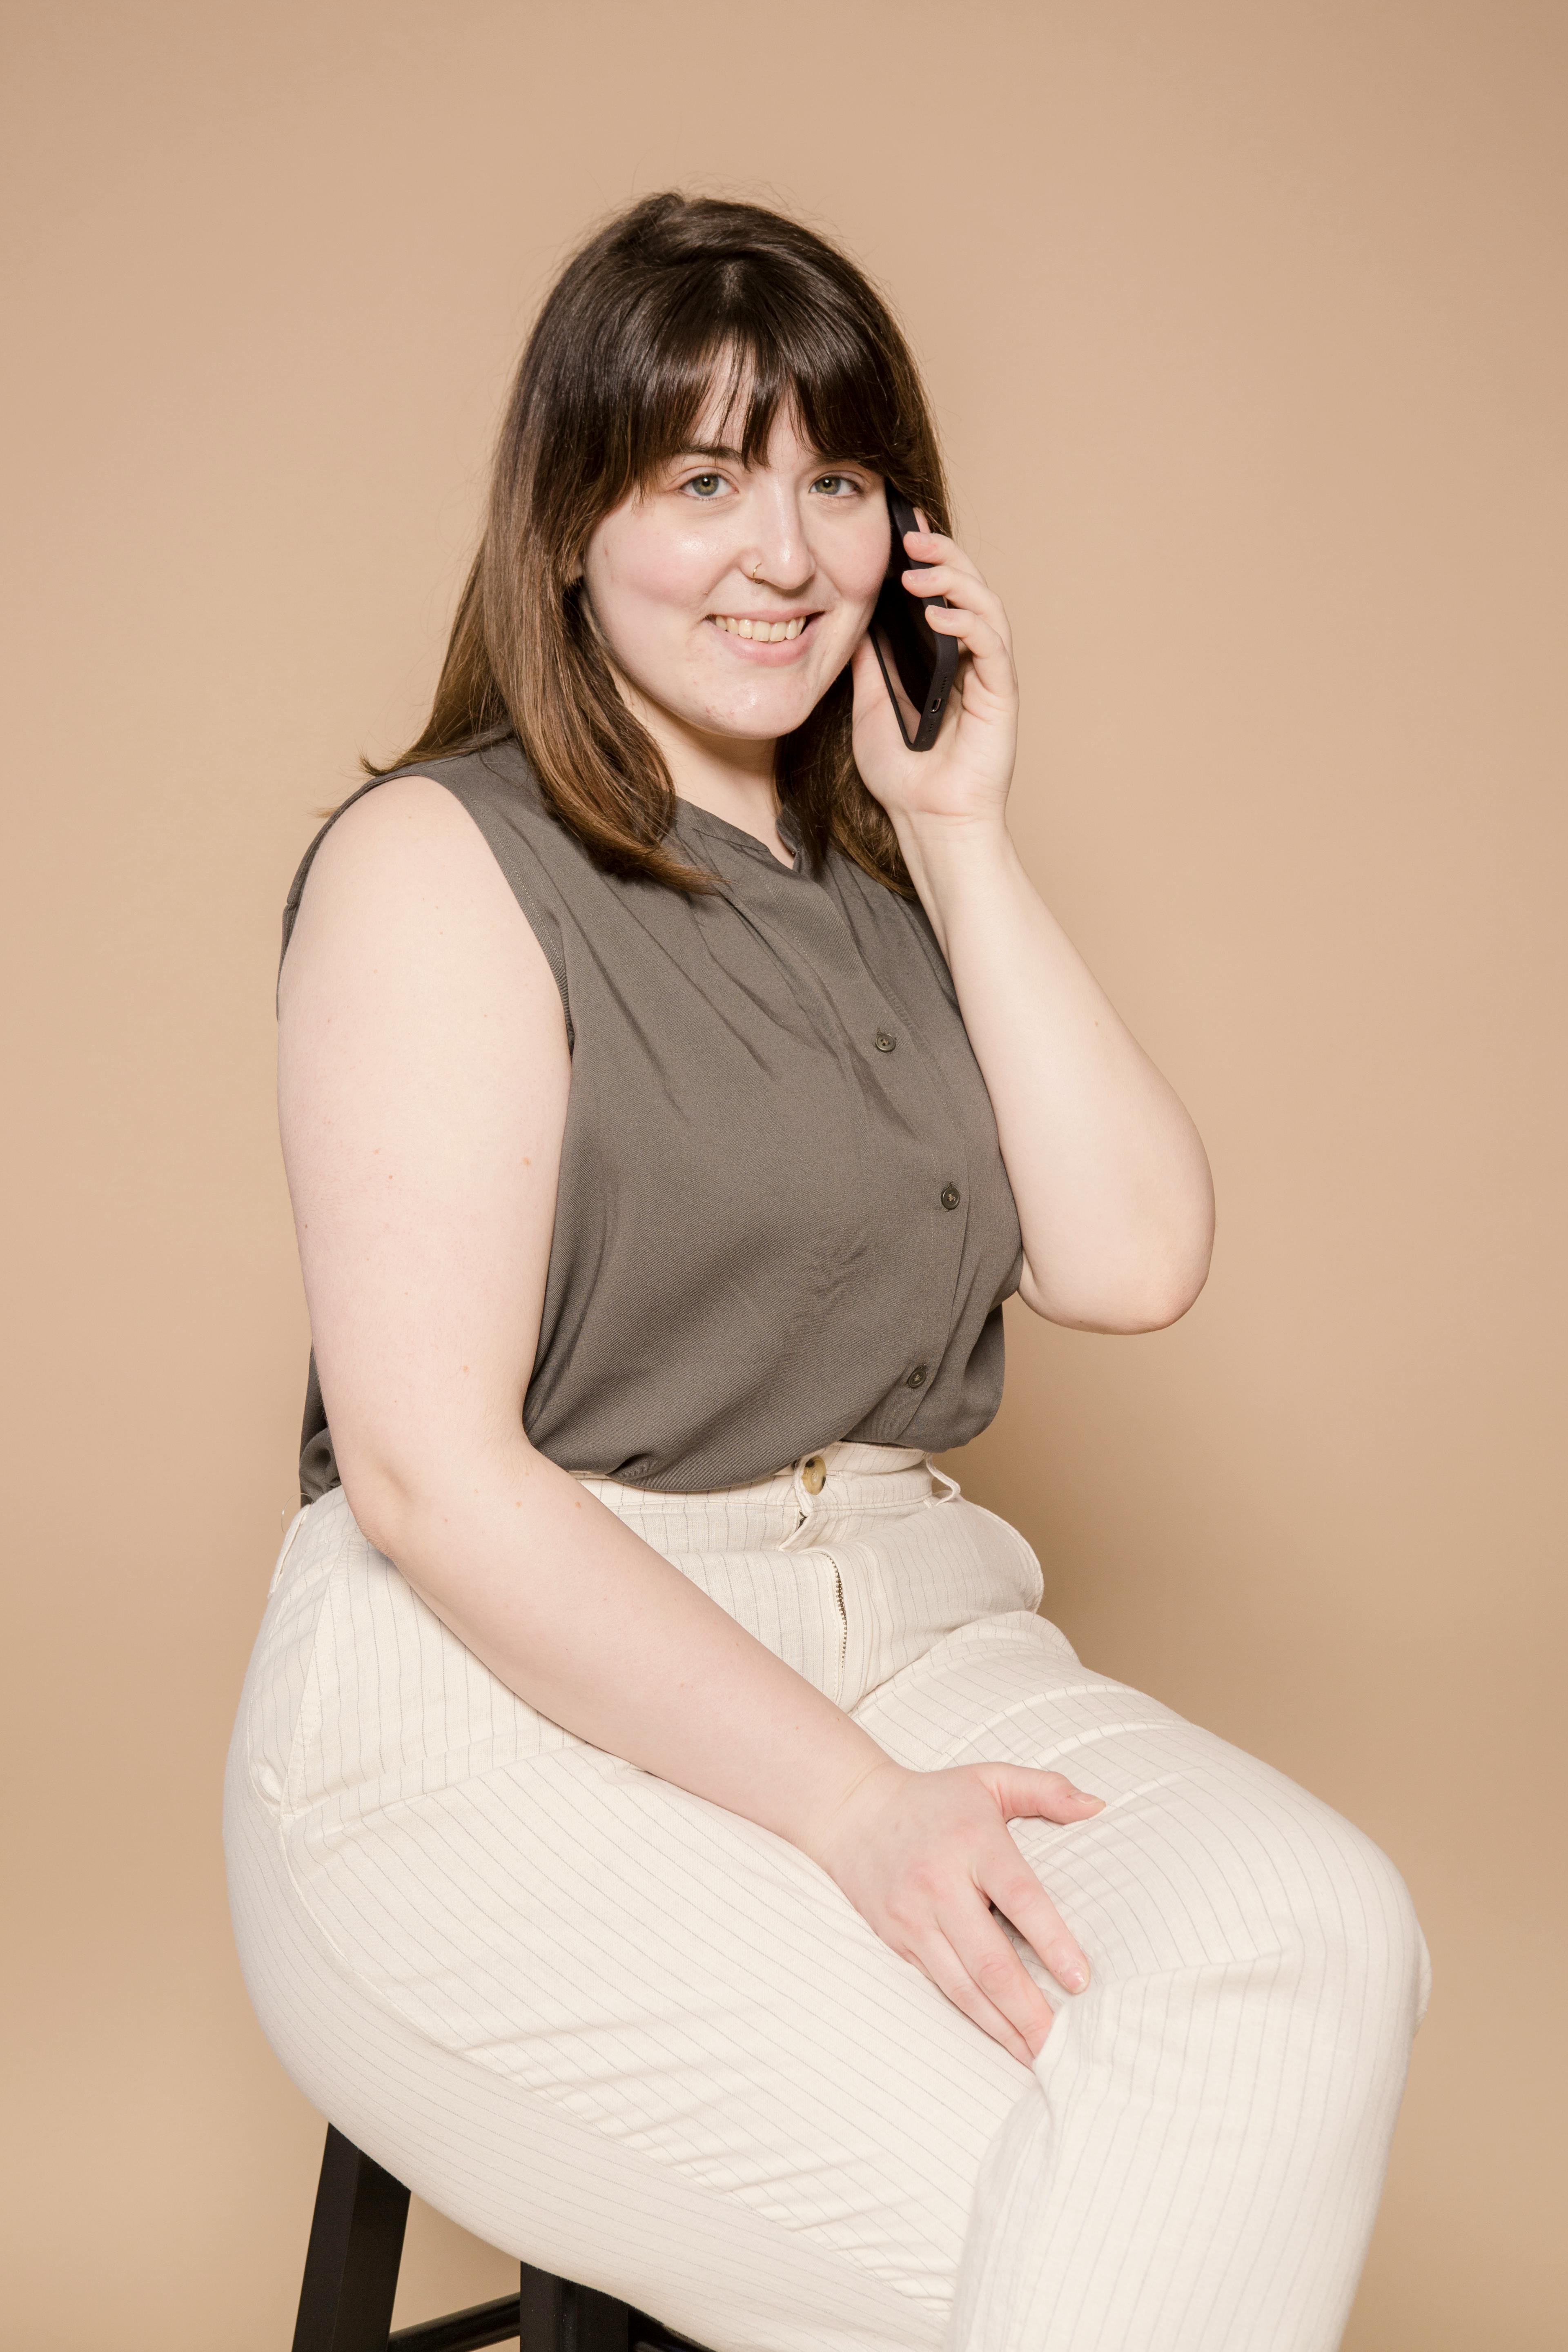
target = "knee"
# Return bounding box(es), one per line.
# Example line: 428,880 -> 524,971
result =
1197,1779 -> 1431,2044
1018,1734 -> 1431,2033
1129,1757 -> 1428,2030
1300,1807 -> 1430,2031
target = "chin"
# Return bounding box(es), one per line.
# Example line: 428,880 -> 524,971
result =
692,680 -> 826,741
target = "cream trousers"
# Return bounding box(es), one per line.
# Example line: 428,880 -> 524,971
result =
224,1441 -> 1428,2352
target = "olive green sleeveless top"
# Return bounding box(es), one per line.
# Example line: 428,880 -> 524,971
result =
284,739 -> 1023,1501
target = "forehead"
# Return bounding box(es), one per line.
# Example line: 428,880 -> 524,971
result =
686,381 -> 819,467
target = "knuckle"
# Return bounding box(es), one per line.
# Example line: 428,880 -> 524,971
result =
972,1947 -> 1018,1992
936,1974 -> 983,2019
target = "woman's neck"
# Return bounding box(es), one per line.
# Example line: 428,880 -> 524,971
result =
612,664 -> 793,868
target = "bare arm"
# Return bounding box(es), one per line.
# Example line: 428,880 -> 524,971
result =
279,775 -> 1101,2064
851,529 -> 1216,1333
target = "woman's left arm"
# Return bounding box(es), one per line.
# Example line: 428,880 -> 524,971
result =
851,526 -> 1215,1333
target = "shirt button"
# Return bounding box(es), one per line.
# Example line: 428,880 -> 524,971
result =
940,1183 -> 961,1210
874,1031 -> 897,1053
905,1363 -> 929,1390
800,1454 -> 826,1494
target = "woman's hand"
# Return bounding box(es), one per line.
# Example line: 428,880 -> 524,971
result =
801,1755 -> 1105,2065
849,524 -> 1018,833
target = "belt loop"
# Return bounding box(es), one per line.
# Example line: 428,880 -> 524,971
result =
775,1449 -> 828,1550
269,1502 -> 311,1594
925,1457 -> 962,1505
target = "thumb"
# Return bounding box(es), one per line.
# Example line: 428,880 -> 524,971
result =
989,1764 -> 1105,1824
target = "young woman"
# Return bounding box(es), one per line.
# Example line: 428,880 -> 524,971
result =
226,194 -> 1427,2352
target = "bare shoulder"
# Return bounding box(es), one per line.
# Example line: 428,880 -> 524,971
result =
282,773 -> 559,1021
294,773 -> 515,933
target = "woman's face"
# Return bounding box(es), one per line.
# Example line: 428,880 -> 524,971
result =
581,393 -> 891,746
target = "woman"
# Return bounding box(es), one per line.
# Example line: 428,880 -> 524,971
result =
226,194 -> 1427,2352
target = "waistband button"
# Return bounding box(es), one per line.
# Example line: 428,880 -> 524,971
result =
800,1454 -> 826,1494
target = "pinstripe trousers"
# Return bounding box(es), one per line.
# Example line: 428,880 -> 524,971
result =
224,1441 -> 1429,2352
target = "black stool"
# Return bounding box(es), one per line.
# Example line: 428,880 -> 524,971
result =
293,2125 -> 708,2352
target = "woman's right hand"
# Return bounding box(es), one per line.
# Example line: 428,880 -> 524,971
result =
802,1756 -> 1105,2065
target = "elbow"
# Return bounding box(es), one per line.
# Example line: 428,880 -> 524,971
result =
1019,1227 -> 1214,1335
336,1451 -> 424,1564
1117,1257 -> 1211,1332
334,1428 -> 545,1567
1117,1226 -> 1215,1330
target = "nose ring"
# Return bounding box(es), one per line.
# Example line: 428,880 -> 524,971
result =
750,559 -> 764,581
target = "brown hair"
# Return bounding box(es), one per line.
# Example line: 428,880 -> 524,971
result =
373,192 -> 951,894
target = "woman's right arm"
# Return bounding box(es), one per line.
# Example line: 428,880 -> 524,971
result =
278,775 -> 1102,2063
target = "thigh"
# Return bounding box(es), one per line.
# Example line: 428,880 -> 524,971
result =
854,1609 -> 1426,2012
276,1743 -> 1033,2336
232,1504 -> 1033,2352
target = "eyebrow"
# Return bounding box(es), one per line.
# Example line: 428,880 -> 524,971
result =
674,442 -> 858,472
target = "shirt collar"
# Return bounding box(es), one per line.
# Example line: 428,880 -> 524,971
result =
672,794 -> 805,877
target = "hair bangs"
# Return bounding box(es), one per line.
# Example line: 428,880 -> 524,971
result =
616,257 -> 935,512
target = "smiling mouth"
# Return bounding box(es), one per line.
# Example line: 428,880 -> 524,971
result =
708,613 -> 815,642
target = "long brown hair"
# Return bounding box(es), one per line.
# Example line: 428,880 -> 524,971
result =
373,192 -> 951,895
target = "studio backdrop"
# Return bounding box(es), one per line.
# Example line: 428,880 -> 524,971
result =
2,4 -> 1563,2348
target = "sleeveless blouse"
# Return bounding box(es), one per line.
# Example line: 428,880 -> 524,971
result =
283,740 -> 1023,1500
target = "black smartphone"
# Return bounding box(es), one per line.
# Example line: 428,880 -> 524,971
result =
870,484 -> 959,751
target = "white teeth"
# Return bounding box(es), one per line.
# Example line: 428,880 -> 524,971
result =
711,615 -> 808,641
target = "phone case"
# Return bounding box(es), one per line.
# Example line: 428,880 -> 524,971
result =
871,486 -> 960,751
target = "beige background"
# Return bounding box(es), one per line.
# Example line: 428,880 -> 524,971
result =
3,3 -> 1563,2345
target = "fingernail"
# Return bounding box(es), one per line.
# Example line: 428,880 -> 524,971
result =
1060,1962 -> 1089,1993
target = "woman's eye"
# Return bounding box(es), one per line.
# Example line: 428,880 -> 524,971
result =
811,473 -> 860,497
683,473 -> 729,499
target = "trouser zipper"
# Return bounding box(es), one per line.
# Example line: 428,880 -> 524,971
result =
829,1558 -> 848,1704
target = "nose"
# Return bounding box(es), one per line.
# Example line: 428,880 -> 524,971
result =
742,477 -> 813,594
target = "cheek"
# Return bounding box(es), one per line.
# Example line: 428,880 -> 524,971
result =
823,520 -> 891,619
587,515 -> 717,644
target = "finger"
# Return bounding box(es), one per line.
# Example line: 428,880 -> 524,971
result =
904,567 -> 999,621
994,1766 -> 1106,1824
922,604 -> 1016,703
902,526 -> 986,586
942,1886 -> 1060,2057
908,572 -> 1012,658
909,1920 -> 1043,2065
982,1862 -> 1091,1996
923,603 -> 1008,662
900,545 -> 992,602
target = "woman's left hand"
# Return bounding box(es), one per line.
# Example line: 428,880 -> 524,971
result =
849,523 -> 1019,833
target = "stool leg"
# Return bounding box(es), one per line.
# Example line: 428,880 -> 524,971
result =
294,2125 -> 413,2352
519,2263 -> 633,2352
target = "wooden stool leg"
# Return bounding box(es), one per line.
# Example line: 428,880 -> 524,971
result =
293,2125 -> 412,2352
